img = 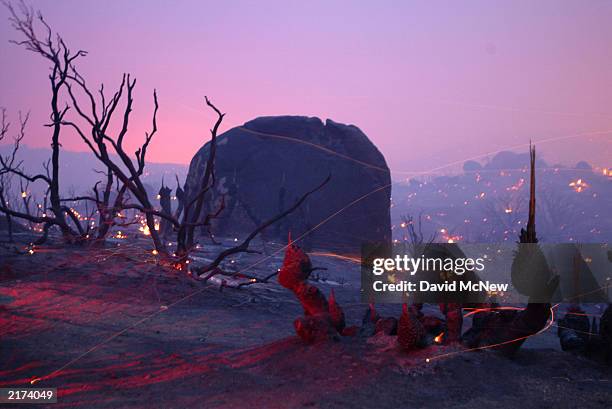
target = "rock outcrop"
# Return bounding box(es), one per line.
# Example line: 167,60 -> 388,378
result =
184,116 -> 391,254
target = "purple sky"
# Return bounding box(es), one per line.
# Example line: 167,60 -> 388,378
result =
1,0 -> 611,176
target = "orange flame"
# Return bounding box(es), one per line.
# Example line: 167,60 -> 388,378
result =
568,178 -> 589,192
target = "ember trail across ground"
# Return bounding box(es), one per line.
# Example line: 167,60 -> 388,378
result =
1,242 -> 610,408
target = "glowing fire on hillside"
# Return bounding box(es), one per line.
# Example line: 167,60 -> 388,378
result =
568,178 -> 589,192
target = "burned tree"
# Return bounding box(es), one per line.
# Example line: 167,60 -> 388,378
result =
4,2 -> 331,275
173,175 -> 185,221
480,192 -> 527,242
92,171 -> 130,241
0,1 -> 89,243
0,107 -> 85,244
464,144 -> 560,356
63,65 -> 330,268
0,108 -> 17,243
175,97 -> 225,260
157,180 -> 173,238
60,72 -> 168,254
0,2 -> 168,250
400,211 -> 436,257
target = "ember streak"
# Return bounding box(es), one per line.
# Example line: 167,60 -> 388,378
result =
1,2 -> 611,408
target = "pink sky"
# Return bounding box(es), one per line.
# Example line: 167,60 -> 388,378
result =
1,0 -> 611,176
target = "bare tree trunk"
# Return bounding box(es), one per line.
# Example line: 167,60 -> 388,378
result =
178,97 -> 224,255
0,189 -> 14,243
158,183 -> 172,237
49,80 -> 72,240
1,2 -> 88,243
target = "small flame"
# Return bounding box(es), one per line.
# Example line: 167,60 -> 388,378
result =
21,191 -> 27,198
434,332 -> 444,343
569,178 -> 589,192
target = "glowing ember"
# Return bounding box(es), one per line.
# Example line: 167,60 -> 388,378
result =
440,228 -> 461,243
434,332 -> 444,343
139,222 -> 160,236
568,178 -> 589,192
507,178 -> 525,191
151,249 -> 159,255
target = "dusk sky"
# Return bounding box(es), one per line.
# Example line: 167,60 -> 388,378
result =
1,0 -> 611,177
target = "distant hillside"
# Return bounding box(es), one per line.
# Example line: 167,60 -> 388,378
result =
0,145 -> 188,198
391,151 -> 611,244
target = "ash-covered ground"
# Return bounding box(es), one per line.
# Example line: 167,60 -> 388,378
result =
1,237 -> 611,409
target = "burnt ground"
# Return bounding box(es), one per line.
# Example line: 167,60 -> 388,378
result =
0,239 -> 611,409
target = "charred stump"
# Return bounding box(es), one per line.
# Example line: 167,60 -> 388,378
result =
158,183 -> 173,238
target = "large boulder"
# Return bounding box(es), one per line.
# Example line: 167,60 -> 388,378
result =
184,116 -> 391,254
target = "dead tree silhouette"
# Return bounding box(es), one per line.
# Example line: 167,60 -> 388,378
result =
0,2 -> 91,243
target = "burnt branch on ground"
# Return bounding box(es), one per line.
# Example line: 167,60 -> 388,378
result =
197,174 -> 331,281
